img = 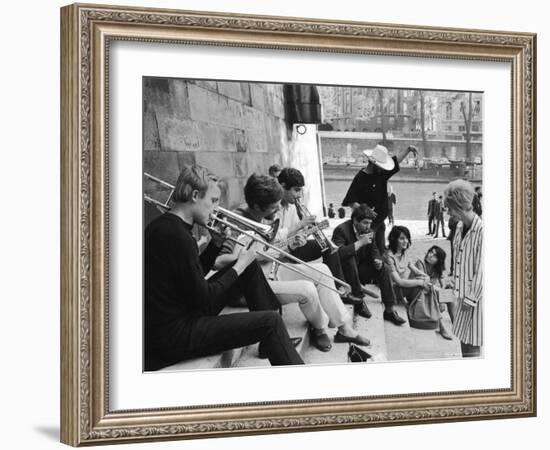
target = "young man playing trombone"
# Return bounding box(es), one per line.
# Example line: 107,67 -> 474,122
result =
144,165 -> 304,370
214,174 -> 370,351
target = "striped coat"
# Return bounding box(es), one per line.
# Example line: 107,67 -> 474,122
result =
451,214 -> 483,346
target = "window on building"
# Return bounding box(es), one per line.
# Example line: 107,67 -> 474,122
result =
459,125 -> 466,132
474,100 -> 481,116
446,102 -> 453,120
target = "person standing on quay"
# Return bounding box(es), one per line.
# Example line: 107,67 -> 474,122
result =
426,192 -> 437,236
387,185 -> 396,226
433,195 -> 447,238
342,144 -> 418,252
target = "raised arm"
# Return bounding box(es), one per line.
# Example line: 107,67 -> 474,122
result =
395,145 -> 418,165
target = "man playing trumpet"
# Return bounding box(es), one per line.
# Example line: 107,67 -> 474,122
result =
214,174 -> 370,351
144,165 -> 304,370
276,168 -> 373,318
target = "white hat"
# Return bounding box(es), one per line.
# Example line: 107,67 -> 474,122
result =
362,145 -> 395,171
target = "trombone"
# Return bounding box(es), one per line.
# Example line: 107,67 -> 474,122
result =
143,172 -> 351,296
208,207 -> 351,296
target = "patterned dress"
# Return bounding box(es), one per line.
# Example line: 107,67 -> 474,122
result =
451,215 -> 483,346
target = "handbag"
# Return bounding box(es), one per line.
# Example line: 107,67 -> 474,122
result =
347,343 -> 372,362
407,285 -> 440,330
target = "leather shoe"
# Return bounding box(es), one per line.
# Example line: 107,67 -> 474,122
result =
259,336 -> 302,359
334,331 -> 370,346
383,310 -> 406,326
341,293 -> 364,306
354,302 -> 372,319
310,330 -> 332,352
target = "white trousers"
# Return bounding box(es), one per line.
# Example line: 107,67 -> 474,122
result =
265,262 -> 351,329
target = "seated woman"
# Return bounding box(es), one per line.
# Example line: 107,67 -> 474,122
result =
414,245 -> 456,339
384,226 -> 453,339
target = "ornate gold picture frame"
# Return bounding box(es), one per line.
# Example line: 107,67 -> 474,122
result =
60,3 -> 536,446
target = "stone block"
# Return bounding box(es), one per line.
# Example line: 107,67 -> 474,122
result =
242,105 -> 266,130
143,151 -> 180,187
245,129 -> 268,153
188,84 -> 244,129
265,117 -> 286,153
271,94 -> 286,119
169,79 -> 191,118
224,177 -> 247,209
217,81 -> 250,104
264,84 -> 286,118
232,152 -> 249,178
176,151 -> 197,168
155,115 -> 201,152
240,83 -> 252,105
194,80 -> 218,92
235,129 -> 247,153
143,78 -> 190,120
194,151 -> 236,180
246,153 -> 270,175
143,107 -> 161,151
250,83 -> 266,111
197,123 -> 237,152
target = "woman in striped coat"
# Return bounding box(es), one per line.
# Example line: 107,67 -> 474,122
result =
443,180 -> 483,357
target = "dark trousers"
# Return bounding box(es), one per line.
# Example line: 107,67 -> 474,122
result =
357,260 -> 397,309
433,215 -> 446,237
145,261 -> 304,370
428,215 -> 435,234
373,221 -> 386,253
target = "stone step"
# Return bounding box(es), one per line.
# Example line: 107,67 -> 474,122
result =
383,303 -> 462,362
301,304 -> 355,365
233,302 -> 311,368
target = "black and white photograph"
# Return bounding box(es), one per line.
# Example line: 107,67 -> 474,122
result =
143,78 -> 484,372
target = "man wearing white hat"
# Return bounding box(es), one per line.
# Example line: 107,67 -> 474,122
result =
342,144 -> 417,252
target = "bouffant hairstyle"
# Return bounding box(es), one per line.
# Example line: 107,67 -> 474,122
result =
444,179 -> 474,212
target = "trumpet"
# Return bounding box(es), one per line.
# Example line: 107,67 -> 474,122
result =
294,199 -> 339,253
207,208 -> 351,296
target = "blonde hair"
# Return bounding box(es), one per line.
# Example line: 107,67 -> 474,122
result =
172,165 -> 218,203
444,179 -> 474,212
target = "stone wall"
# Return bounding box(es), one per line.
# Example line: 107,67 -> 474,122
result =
144,78 -> 290,209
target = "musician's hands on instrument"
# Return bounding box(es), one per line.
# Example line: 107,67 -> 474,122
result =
209,224 -> 232,247
233,245 -> 258,274
288,233 -> 308,250
298,215 -> 317,230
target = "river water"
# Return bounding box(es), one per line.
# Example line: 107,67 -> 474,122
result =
323,179 -> 452,220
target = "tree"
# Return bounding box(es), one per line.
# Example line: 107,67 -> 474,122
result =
419,90 -> 428,158
377,88 -> 387,145
460,92 -> 474,162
